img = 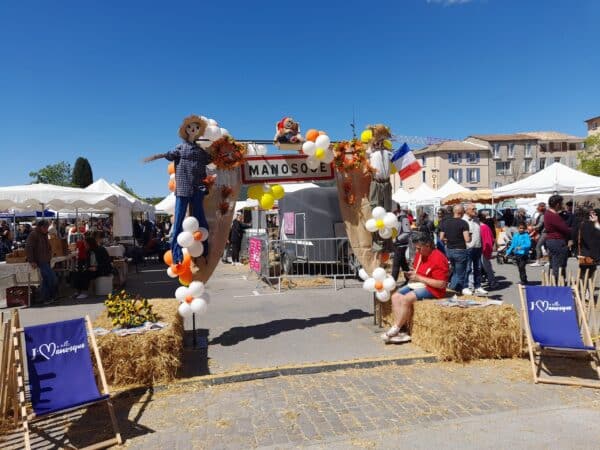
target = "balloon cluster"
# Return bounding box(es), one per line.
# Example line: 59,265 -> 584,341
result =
175,281 -> 210,318
365,207 -> 399,239
163,217 -> 209,286
360,128 -> 393,150
302,130 -> 334,170
246,143 -> 268,156
168,162 -> 176,192
248,183 -> 285,210
359,267 -> 396,302
199,116 -> 230,147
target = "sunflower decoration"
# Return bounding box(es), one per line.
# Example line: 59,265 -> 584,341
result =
333,140 -> 374,176
210,136 -> 247,170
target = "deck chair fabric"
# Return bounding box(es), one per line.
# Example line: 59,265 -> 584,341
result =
24,318 -> 108,416
524,286 -> 594,351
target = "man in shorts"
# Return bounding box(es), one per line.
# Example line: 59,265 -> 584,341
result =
381,233 -> 449,344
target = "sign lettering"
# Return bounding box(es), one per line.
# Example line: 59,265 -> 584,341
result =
242,155 -> 334,184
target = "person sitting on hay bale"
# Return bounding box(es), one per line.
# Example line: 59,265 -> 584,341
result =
381,233 -> 449,344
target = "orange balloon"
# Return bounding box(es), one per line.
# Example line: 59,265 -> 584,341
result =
182,253 -> 192,268
374,281 -> 384,291
163,250 -> 173,266
171,263 -> 184,275
167,162 -> 175,175
179,269 -> 193,286
306,129 -> 319,142
168,179 -> 176,192
193,230 -> 205,241
381,253 -> 390,263
185,295 -> 193,304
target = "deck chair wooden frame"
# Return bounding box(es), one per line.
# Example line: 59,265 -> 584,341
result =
11,312 -> 122,449
519,284 -> 600,388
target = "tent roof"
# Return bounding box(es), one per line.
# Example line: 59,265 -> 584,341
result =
282,182 -> 319,193
0,183 -> 119,211
155,193 -> 175,215
392,188 -> 410,204
85,178 -> 154,213
434,179 -> 469,199
409,183 -> 438,204
493,163 -> 600,197
573,180 -> 600,197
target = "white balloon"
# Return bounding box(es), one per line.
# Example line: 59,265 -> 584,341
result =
383,276 -> 396,291
206,118 -> 218,127
365,218 -> 378,232
383,213 -> 399,228
379,228 -> 392,239
306,158 -> 321,170
166,267 -> 178,278
190,298 -> 208,315
372,207 -> 386,220
256,144 -> 267,155
170,173 -> 175,180
322,150 -> 335,164
178,302 -> 193,318
247,143 -> 257,155
200,115 -> 208,122
220,128 -> 230,136
358,268 -> 369,281
205,125 -> 222,141
198,138 -> 212,149
363,278 -> 376,292
315,135 -> 331,149
182,216 -> 199,233
302,141 -> 316,156
197,227 -> 209,241
175,286 -> 189,301
376,290 -> 390,302
188,281 -> 205,297
187,240 -> 204,257
177,231 -> 194,248
373,267 -> 387,281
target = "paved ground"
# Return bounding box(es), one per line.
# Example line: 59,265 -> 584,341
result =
3,358 -> 600,449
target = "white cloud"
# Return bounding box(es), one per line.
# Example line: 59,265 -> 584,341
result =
427,0 -> 473,5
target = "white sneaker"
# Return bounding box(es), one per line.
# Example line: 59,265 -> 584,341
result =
544,262 -> 550,267
462,288 -> 473,296
529,262 -> 542,267
388,333 -> 412,344
76,293 -> 88,299
474,287 -> 488,295
381,325 -> 400,341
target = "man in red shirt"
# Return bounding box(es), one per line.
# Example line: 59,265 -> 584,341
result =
382,233 -> 449,344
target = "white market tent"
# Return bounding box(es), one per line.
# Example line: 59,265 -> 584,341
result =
408,183 -> 438,206
392,187 -> 410,205
110,182 -> 155,215
281,182 -> 319,193
0,183 -> 119,212
434,179 -> 469,200
493,162 -> 600,197
155,193 -> 175,215
573,180 -> 600,198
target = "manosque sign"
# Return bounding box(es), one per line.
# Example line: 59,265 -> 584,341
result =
241,155 -> 334,184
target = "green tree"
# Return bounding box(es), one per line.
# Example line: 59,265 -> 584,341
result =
117,179 -> 141,199
29,161 -> 73,186
578,135 -> 600,176
71,157 -> 94,187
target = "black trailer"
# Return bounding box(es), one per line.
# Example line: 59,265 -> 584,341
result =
277,186 -> 359,276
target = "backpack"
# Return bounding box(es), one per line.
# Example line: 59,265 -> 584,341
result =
395,215 -> 412,247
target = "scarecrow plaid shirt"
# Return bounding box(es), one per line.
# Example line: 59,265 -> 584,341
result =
166,142 -> 212,197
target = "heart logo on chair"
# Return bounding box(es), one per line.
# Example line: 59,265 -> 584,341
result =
535,300 -> 550,313
38,343 -> 57,360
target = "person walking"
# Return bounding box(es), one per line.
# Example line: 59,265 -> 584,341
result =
544,195 -> 571,283
439,204 -> 471,294
391,209 -> 412,283
506,222 -> 532,285
25,219 -> 57,305
577,208 -> 600,283
229,212 -> 251,266
530,202 -> 547,267
463,204 -> 487,295
479,212 -> 498,290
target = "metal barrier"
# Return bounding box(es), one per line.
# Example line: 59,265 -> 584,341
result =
248,236 -> 362,291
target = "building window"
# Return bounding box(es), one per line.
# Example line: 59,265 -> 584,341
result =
523,160 -> 532,173
493,181 -> 502,188
448,168 -> 462,183
525,144 -> 532,158
508,144 -> 515,158
466,152 -> 479,164
539,158 -> 546,170
496,161 -> 511,176
466,168 -> 480,183
493,144 -> 500,159
554,157 -> 561,163
422,171 -> 426,183
449,152 -> 460,164
568,142 -> 577,150
421,156 -> 426,167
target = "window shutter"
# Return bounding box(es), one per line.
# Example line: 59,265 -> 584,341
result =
476,152 -> 480,163
476,168 -> 480,182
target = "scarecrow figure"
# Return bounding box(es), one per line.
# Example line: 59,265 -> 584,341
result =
144,115 -> 211,263
367,124 -> 393,212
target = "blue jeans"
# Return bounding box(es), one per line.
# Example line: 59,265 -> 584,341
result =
466,247 -> 483,289
446,248 -> 468,292
171,190 -> 209,264
38,262 -> 58,303
397,285 -> 434,300
546,239 -> 568,283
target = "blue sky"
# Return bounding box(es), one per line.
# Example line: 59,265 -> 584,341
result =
1,0 -> 598,197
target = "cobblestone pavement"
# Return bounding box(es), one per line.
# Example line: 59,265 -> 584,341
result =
4,358 -> 600,449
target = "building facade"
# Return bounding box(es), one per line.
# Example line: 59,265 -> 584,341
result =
585,116 -> 600,136
398,140 -> 490,192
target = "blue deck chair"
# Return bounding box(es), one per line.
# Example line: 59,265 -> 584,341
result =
14,316 -> 122,449
519,285 -> 600,388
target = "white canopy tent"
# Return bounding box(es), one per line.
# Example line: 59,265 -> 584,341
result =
110,182 -> 155,215
408,183 -> 439,206
493,163 -> 600,197
85,179 -> 141,237
392,187 -> 410,205
155,193 -> 175,215
573,180 -> 600,198
434,179 -> 469,200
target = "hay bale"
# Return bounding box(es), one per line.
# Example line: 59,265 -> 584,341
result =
410,300 -> 521,362
93,298 -> 183,387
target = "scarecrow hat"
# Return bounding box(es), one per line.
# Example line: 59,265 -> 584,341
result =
178,115 -> 208,141
369,124 -> 392,142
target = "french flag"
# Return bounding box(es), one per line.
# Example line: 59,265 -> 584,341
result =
391,143 -> 421,180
